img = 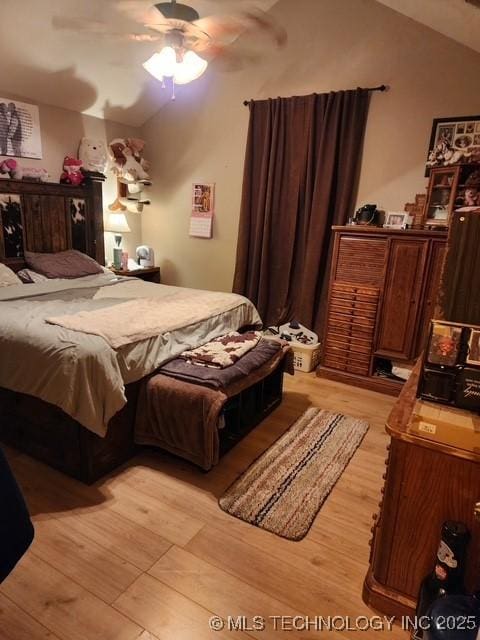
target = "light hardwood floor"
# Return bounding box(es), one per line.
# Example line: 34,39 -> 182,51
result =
0,372 -> 408,639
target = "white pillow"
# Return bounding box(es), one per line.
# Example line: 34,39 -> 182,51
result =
0,263 -> 22,287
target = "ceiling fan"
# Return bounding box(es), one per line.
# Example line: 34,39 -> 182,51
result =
53,0 -> 286,96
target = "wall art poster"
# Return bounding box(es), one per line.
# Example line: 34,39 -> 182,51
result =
0,98 -> 42,159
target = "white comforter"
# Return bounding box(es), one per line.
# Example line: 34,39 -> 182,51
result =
0,274 -> 261,436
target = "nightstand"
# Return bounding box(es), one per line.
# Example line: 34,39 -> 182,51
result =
111,266 -> 160,283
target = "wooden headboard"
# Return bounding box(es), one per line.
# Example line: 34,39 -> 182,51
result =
0,176 -> 105,271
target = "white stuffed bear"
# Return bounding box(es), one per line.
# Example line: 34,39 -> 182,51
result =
78,138 -> 108,173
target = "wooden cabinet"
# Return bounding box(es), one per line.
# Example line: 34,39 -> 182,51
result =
424,166 -> 460,228
375,238 -> 429,360
318,227 -> 446,395
363,369 -> 480,618
423,163 -> 480,229
415,239 -> 447,354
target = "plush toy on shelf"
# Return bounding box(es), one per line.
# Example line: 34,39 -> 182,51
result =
107,137 -> 151,212
78,137 -> 108,174
0,158 -> 17,178
0,158 -> 49,181
60,156 -> 85,186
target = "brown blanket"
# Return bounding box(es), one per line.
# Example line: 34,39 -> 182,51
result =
134,345 -> 292,470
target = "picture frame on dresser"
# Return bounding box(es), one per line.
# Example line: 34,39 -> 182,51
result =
383,212 -> 409,229
467,330 -> 480,366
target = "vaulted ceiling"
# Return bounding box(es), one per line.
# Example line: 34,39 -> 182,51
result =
375,0 -> 480,55
1,0 -> 479,127
0,0 -> 278,127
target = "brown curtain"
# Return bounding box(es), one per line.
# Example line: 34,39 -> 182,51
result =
232,89 -> 370,334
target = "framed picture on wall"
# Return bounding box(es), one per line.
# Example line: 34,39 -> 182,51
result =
425,115 -> 480,176
0,98 -> 42,159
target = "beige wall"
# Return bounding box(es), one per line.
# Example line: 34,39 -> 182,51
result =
0,96 -> 142,261
141,0 -> 480,292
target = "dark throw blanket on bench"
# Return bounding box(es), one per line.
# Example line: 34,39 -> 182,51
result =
159,339 -> 282,389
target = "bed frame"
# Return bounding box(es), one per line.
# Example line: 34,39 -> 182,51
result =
0,175 -> 131,483
0,177 -> 286,483
0,176 -> 105,271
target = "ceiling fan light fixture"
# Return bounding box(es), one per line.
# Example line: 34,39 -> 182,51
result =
173,50 -> 208,84
143,46 -> 177,80
143,46 -> 207,86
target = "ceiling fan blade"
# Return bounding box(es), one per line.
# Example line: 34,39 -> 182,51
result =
210,46 -> 262,72
52,16 -> 115,34
52,16 -> 158,42
192,15 -> 245,45
116,1 -> 165,24
193,10 -> 286,49
127,33 -> 162,42
242,10 -> 287,48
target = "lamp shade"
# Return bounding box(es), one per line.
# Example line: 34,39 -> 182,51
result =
143,47 -> 208,85
143,47 -> 177,80
105,212 -> 131,233
174,50 -> 208,85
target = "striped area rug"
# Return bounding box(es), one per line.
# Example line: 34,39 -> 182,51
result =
219,408 -> 369,540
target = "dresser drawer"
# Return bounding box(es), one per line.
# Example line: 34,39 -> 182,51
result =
348,341 -> 372,356
329,311 -> 356,324
330,301 -> 356,316
346,350 -> 371,366
324,344 -> 349,359
327,324 -> 352,338
332,283 -> 357,295
346,362 -> 370,376
351,325 -> 375,339
324,356 -> 348,370
353,302 -> 378,317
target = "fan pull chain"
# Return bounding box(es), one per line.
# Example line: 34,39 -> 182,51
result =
172,78 -> 176,101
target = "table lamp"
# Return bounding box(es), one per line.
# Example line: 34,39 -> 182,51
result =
105,212 -> 130,269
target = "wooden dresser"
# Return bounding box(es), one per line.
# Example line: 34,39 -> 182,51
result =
317,226 -> 447,395
363,366 -> 480,618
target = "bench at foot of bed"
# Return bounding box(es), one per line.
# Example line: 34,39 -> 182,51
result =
135,346 -> 292,471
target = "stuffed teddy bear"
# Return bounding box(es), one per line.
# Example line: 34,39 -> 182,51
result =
78,138 -> 108,174
108,138 -> 150,182
60,156 -> 84,186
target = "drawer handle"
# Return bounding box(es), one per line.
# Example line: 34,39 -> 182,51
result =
474,502 -> 480,521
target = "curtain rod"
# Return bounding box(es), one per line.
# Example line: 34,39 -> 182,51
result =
242,84 -> 387,106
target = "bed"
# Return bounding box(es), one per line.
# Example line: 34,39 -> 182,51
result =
0,177 -> 275,482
